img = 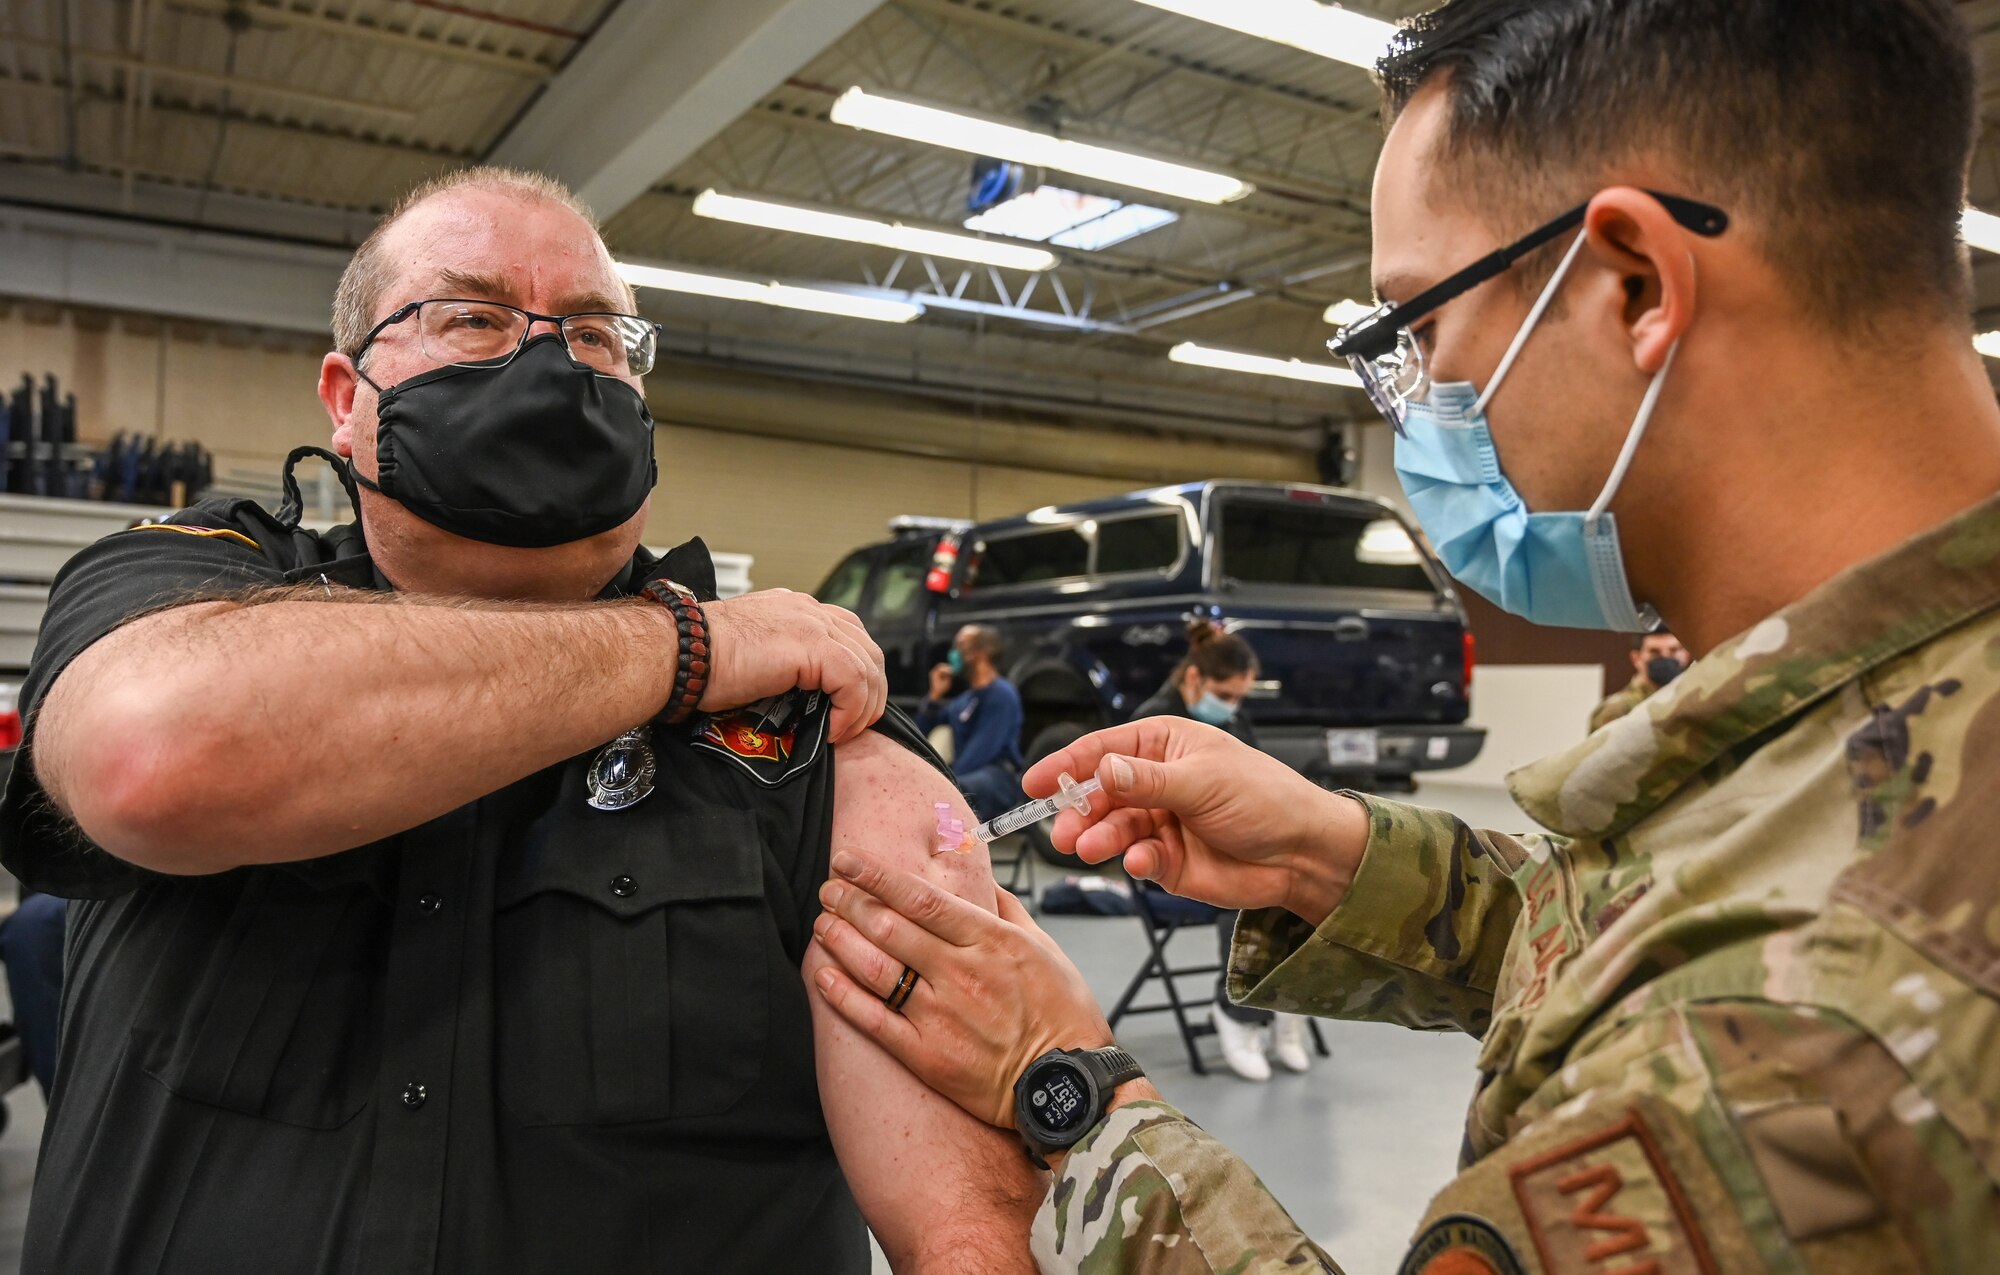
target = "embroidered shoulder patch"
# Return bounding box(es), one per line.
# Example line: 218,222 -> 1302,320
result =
1399,1214 -> 1525,1275
690,691 -> 828,787
1507,1111 -> 1718,1275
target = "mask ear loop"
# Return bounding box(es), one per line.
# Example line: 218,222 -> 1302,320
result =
1585,340 -> 1681,528
1473,230 -> 1592,415
277,445 -> 364,529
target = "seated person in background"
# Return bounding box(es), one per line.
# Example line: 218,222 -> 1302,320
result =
0,890 -> 64,1097
1588,626 -> 1691,731
917,624 -> 1023,822
1129,620 -> 1313,1081
0,166 -> 1039,1275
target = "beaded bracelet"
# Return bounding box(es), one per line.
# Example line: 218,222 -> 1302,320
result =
640,578 -> 711,725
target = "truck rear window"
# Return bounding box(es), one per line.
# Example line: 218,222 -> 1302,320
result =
973,526 -> 1089,587
1221,502 -> 1437,593
1093,513 -> 1182,575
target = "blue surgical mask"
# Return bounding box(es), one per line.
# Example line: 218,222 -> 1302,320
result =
946,649 -> 965,675
1190,692 -> 1237,726
1393,232 -> 1673,632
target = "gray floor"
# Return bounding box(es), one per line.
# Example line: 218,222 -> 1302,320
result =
0,779 -> 1525,1275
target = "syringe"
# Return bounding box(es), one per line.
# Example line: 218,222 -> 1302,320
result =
974,772 -> 1101,843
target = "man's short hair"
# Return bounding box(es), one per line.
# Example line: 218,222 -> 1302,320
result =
1633,630 -> 1674,651
959,625 -> 1005,662
1377,0 -> 1976,332
330,166 -> 631,359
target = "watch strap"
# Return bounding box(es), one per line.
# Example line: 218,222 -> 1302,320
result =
1082,1045 -> 1144,1090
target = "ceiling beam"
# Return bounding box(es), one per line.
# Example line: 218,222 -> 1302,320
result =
0,71 -> 480,164
895,0 -> 1383,133
0,164 -> 374,247
486,0 -> 881,222
163,0 -> 557,78
5,33 -> 419,123
0,203 -> 344,334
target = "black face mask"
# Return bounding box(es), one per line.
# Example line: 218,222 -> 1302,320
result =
1646,656 -> 1685,689
353,335 -> 657,549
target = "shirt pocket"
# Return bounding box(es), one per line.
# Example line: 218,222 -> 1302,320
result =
493,805 -> 773,1127
132,873 -> 386,1130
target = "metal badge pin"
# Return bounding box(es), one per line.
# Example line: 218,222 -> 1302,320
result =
586,726 -> 657,811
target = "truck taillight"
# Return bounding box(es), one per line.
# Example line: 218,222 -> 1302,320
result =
1462,632 -> 1477,694
925,537 -> 960,593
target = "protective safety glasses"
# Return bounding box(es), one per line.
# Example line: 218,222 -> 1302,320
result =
1328,191 -> 1729,430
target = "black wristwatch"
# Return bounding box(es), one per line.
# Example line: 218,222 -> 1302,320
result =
1013,1046 -> 1145,1169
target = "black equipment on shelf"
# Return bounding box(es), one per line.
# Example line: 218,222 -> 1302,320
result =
4,371 -> 215,506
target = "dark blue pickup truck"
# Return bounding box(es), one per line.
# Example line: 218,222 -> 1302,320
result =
816,481 -> 1484,815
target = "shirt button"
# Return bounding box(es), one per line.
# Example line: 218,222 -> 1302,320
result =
610,875 -> 637,898
417,893 -> 442,915
402,1082 -> 428,1111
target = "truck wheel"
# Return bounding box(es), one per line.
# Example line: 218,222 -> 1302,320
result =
1023,722 -> 1093,867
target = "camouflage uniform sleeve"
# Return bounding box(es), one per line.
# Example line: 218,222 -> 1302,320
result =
1227,795 -> 1540,1035
1586,681 -> 1648,733
1031,1100 -> 1342,1275
1395,1000 -> 1941,1274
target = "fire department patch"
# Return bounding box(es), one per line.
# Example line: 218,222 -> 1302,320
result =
1399,1215 -> 1525,1275
690,691 -> 828,787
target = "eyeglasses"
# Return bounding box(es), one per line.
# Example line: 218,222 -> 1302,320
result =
354,298 -> 662,378
1327,191 -> 1729,430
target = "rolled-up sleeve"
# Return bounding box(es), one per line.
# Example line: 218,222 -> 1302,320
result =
1226,795 -> 1545,1037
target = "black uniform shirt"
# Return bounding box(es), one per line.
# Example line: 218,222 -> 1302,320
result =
0,498 -> 927,1274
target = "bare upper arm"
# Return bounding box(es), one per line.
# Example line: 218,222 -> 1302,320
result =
808,731 -> 1040,1272
828,730 -> 999,917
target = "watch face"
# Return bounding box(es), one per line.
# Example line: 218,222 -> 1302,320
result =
1027,1060 -> 1093,1136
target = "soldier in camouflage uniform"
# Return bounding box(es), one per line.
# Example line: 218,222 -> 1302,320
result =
1587,630 -> 1688,733
806,2 -> 2000,1271
1034,499 -> 2000,1272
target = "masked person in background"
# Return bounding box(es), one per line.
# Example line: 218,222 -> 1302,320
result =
805,1 -> 2000,1270
0,167 -> 1041,1274
1128,620 -> 1313,1082
918,624 -> 1024,823
1589,628 -> 1690,731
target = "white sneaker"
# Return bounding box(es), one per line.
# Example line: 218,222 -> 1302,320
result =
1212,1009 -> 1271,1082
1271,1014 -> 1312,1073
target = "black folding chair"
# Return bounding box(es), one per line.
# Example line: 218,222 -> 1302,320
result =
1107,883 -> 1328,1076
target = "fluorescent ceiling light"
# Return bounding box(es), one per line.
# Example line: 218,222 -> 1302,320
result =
1975,331 -> 2000,360
963,185 -> 1178,251
692,189 -> 1057,272
1964,207 -> 2000,255
1051,202 -> 1178,251
616,260 -> 922,324
1169,341 -> 1364,388
1131,0 -> 1396,69
1322,298 -> 1376,327
830,87 -> 1253,205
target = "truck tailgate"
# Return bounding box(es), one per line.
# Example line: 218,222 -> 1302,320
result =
1227,609 -> 1468,727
